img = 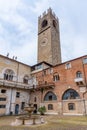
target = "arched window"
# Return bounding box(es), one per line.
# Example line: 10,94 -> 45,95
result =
62,89 -> 80,100
53,20 -> 56,28
23,75 -> 29,84
76,71 -> 82,78
68,103 -> 75,110
48,104 -> 53,110
4,69 -> 14,81
53,73 -> 60,81
44,91 -> 57,101
42,19 -> 48,28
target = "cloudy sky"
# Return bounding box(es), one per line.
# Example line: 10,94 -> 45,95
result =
0,0 -> 87,66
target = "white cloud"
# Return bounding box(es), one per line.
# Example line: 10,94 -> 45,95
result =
0,0 -> 20,12
0,0 -> 87,65
29,0 -> 55,15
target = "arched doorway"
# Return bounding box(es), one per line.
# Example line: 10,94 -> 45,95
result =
15,104 -> 19,114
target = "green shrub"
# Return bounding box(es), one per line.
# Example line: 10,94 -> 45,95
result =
38,106 -> 46,115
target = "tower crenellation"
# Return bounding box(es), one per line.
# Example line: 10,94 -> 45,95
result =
38,8 -> 58,22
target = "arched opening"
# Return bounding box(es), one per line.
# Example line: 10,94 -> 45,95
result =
23,75 -> 29,84
44,91 -> 57,101
62,89 -> 80,100
15,104 -> 19,114
53,20 -> 56,28
76,71 -> 82,78
53,72 -> 60,81
4,69 -> 14,81
42,19 -> 48,28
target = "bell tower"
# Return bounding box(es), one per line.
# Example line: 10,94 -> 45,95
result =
37,8 -> 61,65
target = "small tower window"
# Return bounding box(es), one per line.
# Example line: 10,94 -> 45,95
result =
53,20 -> 56,28
42,19 -> 48,28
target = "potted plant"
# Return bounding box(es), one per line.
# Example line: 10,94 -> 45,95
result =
38,106 -> 46,115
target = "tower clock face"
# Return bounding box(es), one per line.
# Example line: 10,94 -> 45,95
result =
41,38 -> 48,46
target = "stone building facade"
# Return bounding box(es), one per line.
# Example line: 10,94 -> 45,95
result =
0,55 -> 31,115
0,8 -> 87,116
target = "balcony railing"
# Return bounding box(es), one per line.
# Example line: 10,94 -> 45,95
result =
31,82 -> 55,91
0,78 -> 55,91
0,78 -> 33,90
74,77 -> 84,82
74,77 -> 86,86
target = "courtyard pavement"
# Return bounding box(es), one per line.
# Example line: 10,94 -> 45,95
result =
0,115 -> 87,130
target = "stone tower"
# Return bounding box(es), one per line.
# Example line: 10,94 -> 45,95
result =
37,8 -> 61,65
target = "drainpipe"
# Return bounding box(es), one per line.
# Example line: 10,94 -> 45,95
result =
82,59 -> 87,115
83,91 -> 87,115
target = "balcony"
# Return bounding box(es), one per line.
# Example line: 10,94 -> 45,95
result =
30,82 -> 55,91
74,77 -> 85,86
74,77 -> 84,82
0,78 -> 55,91
0,78 -> 33,90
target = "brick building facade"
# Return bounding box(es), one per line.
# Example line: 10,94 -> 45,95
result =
30,56 -> 87,115
0,8 -> 87,115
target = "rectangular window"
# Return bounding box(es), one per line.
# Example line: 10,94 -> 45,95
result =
21,102 -> 25,109
16,92 -> 20,98
0,98 -> 6,101
48,68 -> 53,74
48,104 -> 53,110
23,79 -> 28,84
35,64 -> 42,70
0,105 -> 6,108
83,58 -> 87,64
68,103 -> 75,110
65,63 -> 71,69
1,89 -> 6,93
53,75 -> 59,81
